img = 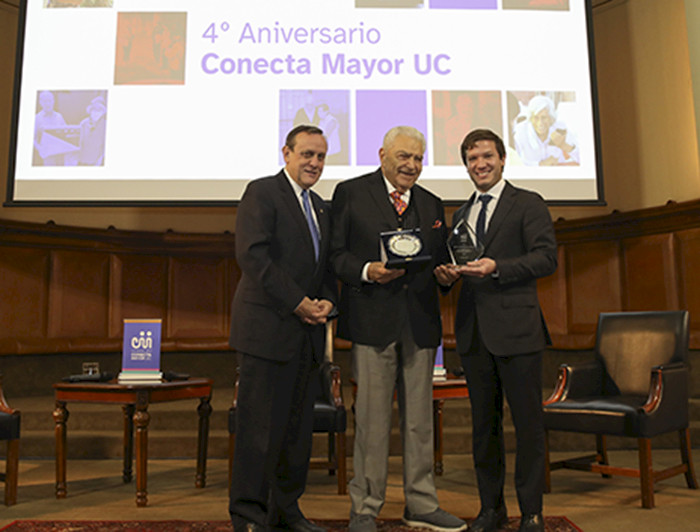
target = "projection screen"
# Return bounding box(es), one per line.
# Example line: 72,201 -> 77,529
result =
6,0 -> 603,205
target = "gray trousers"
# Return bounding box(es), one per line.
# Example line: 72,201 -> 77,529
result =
349,325 -> 439,517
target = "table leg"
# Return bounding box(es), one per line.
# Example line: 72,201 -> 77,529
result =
53,401 -> 69,498
134,394 -> 150,507
433,399 -> 445,476
196,396 -> 212,488
122,404 -> 134,483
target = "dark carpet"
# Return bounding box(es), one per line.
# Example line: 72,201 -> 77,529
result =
0,517 -> 583,531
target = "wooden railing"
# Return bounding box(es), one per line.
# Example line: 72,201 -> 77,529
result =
2,198 -> 700,356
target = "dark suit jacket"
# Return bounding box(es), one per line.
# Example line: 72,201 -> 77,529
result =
330,169 -> 448,349
453,181 -> 557,357
229,171 -> 336,362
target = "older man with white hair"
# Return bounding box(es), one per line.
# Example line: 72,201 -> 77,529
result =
330,126 -> 466,532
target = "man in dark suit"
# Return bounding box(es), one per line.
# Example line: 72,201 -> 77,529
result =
330,126 -> 466,532
435,129 -> 557,532
229,125 -> 337,532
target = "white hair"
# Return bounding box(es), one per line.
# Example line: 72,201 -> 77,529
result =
382,126 -> 426,152
527,95 -> 557,120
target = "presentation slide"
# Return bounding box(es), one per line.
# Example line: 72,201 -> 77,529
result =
7,0 -> 602,204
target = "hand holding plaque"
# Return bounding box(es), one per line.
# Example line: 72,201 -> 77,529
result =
447,219 -> 484,265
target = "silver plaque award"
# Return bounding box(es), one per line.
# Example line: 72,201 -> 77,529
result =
379,228 -> 431,270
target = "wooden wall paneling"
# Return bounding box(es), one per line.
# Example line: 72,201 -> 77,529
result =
621,233 -> 679,311
167,256 -> 229,341
565,240 -> 622,337
538,245 -> 568,340
439,280 -> 461,350
47,250 -> 110,340
5,198 -> 700,355
109,255 -> 120,339
0,247 -> 49,352
109,254 -> 169,339
676,227 -> 700,345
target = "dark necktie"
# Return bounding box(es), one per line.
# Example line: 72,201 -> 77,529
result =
301,189 -> 320,261
475,194 -> 493,244
390,190 -> 407,216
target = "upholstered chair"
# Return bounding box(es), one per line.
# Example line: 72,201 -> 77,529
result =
543,311 -> 698,508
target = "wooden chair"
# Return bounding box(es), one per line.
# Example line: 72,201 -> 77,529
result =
228,361 -> 347,494
0,374 -> 20,506
543,311 -> 698,508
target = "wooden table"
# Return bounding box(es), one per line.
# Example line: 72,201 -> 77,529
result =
431,377 -> 469,475
53,378 -> 213,507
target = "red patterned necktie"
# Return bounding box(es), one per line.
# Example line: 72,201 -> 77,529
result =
390,191 -> 407,215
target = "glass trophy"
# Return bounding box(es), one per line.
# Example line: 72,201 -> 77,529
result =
447,219 -> 484,265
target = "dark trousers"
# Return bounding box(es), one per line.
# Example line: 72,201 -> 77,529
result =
229,344 -> 319,529
461,336 -> 545,515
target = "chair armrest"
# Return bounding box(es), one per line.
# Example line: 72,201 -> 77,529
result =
0,374 -> 18,415
641,363 -> 688,415
319,363 -> 345,409
543,361 -> 602,405
652,361 -> 685,372
231,368 -> 240,409
329,364 -> 345,409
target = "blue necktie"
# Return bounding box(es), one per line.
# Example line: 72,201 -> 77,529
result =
301,189 -> 320,261
475,194 -> 492,244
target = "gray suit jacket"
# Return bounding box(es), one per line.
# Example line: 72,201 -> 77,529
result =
453,181 -> 557,357
229,171 -> 336,362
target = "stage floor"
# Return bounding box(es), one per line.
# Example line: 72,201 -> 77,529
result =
1,451 -> 698,531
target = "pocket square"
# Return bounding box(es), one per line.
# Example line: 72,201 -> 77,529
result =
432,220 -> 442,229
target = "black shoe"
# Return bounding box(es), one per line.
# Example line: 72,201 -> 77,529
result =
287,517 -> 327,532
517,514 -> 544,532
468,506 -> 508,532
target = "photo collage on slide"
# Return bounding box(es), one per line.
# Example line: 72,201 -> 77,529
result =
34,1 -> 577,170
280,1 -> 578,167
279,87 -> 580,168
33,5 -> 186,167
